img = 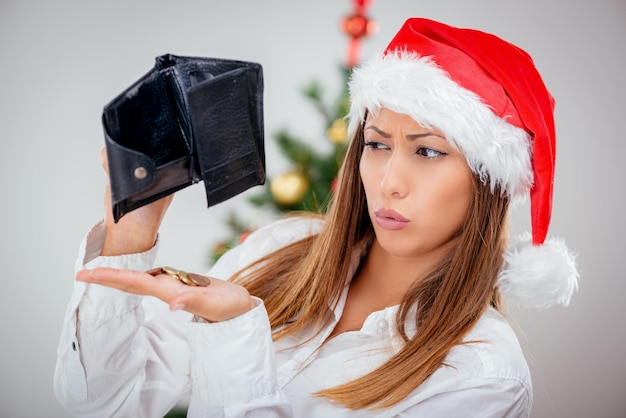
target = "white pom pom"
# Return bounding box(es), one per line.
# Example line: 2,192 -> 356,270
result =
497,232 -> 579,309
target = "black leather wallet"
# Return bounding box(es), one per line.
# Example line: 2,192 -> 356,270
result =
102,54 -> 265,222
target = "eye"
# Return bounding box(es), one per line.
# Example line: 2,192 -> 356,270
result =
416,146 -> 446,159
363,140 -> 390,151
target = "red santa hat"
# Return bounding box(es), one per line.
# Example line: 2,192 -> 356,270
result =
348,18 -> 578,309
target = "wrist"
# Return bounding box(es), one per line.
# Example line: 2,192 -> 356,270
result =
101,228 -> 157,256
193,296 -> 258,324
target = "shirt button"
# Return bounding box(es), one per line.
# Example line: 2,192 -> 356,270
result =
377,319 -> 388,330
71,341 -> 78,351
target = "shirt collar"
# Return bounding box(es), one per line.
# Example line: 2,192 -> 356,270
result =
329,241 -> 419,354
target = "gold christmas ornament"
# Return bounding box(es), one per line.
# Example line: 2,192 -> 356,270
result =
270,171 -> 309,206
326,118 -> 348,144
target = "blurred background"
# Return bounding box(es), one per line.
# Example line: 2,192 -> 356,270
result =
1,0 -> 624,417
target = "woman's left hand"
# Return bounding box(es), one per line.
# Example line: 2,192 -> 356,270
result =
76,268 -> 256,322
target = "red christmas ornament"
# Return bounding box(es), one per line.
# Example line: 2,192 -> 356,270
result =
341,0 -> 377,67
342,14 -> 372,38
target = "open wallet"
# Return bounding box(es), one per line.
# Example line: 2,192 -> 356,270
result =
102,54 -> 265,222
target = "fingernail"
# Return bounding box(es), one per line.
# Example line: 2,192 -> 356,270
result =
76,270 -> 93,281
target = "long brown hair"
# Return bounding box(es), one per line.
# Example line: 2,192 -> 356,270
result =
233,122 -> 510,409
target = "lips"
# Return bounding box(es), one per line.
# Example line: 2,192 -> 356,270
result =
374,208 -> 410,230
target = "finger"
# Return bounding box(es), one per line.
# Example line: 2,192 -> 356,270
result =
76,267 -> 179,298
76,267 -> 150,294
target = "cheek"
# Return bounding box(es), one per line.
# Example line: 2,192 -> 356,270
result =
430,170 -> 473,229
359,155 -> 387,212
359,155 -> 375,197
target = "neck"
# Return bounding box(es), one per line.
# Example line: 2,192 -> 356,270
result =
354,238 -> 449,307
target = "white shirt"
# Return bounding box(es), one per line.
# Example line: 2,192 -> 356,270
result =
54,217 -> 532,417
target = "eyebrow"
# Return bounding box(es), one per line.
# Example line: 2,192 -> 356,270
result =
364,125 -> 445,141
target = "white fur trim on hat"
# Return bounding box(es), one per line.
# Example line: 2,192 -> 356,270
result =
497,232 -> 579,309
348,51 -> 533,198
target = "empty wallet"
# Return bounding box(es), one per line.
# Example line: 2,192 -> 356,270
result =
102,54 -> 265,222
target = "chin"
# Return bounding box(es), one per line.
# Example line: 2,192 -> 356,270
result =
374,227 -> 456,261
374,230 -> 419,258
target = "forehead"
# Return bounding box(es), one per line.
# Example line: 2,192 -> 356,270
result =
364,107 -> 447,139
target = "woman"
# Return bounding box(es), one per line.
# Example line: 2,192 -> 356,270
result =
54,18 -> 578,417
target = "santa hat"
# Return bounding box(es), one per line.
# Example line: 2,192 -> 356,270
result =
348,18 -> 578,309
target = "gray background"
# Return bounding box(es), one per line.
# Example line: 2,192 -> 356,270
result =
1,0 -> 624,417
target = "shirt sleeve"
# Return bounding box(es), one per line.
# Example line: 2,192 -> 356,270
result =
185,298 -> 292,417
55,216 -> 323,417
54,221 -> 193,417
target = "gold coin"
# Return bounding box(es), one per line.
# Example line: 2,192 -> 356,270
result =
147,266 -> 209,287
162,266 -> 180,277
146,267 -> 164,277
188,273 -> 211,287
176,270 -> 196,286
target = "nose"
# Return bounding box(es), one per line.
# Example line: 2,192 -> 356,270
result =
380,152 -> 410,198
